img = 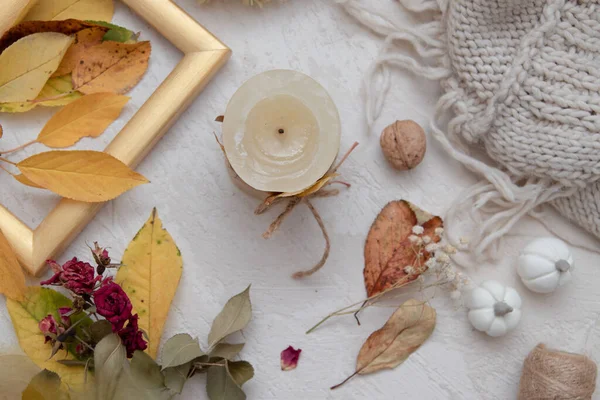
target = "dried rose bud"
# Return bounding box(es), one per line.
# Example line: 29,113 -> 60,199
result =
39,314 -> 58,343
91,242 -> 112,273
281,346 -> 302,371
58,307 -> 72,327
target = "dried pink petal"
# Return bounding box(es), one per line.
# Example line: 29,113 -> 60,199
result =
280,346 -> 302,371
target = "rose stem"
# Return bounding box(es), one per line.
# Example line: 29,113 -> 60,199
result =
331,142 -> 359,173
0,140 -> 36,155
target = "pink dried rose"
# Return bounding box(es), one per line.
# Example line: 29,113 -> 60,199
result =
94,281 -> 133,331
118,314 -> 147,358
281,346 -> 302,371
39,315 -> 58,344
41,258 -> 99,295
58,307 -> 72,327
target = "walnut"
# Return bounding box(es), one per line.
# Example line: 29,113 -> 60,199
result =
380,120 -> 426,170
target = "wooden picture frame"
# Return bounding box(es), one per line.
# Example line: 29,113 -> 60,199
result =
0,0 -> 230,276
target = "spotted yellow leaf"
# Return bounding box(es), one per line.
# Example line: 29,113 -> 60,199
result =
6,287 -> 92,390
0,33 -> 73,103
116,209 -> 183,357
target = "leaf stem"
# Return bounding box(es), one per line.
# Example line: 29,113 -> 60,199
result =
30,91 -> 72,104
0,140 -> 36,155
330,371 -> 358,390
0,162 -> 15,176
331,142 -> 359,174
0,157 -> 16,165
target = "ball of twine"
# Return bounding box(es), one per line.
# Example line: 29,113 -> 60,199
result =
518,344 -> 597,400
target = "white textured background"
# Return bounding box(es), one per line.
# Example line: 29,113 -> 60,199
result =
1,1 -> 600,399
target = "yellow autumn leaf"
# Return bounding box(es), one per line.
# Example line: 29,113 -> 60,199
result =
6,287 -> 88,390
116,209 -> 183,358
37,93 -> 129,148
0,227 -> 27,301
0,75 -> 82,113
17,150 -> 149,202
14,174 -> 44,189
0,33 -> 73,103
24,0 -> 114,22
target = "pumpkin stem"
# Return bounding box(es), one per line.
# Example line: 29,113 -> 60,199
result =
555,259 -> 571,272
494,301 -> 513,316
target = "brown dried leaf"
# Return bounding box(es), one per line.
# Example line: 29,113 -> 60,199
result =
0,19 -> 103,54
364,201 -> 443,297
72,41 -> 151,95
53,27 -> 107,77
356,299 -> 435,375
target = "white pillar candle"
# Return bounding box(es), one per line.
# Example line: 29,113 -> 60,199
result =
222,70 -> 341,193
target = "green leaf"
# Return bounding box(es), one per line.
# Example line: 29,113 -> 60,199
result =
163,362 -> 191,394
206,362 -> 246,400
89,320 -> 113,344
209,343 -> 245,360
6,288 -> 91,389
160,333 -> 204,370
94,334 -> 126,400
22,370 -> 68,400
228,361 -> 254,387
208,286 -> 252,349
86,20 -> 138,43
130,351 -> 165,391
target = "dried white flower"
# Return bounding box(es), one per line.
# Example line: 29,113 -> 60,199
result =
459,236 -> 469,245
425,258 -> 438,269
425,243 -> 440,252
450,290 -> 461,300
422,235 -> 432,244
435,252 -> 450,264
445,269 -> 456,281
408,235 -> 419,243
443,244 -> 457,254
412,225 -> 424,235
435,227 -> 444,235
404,265 -> 415,275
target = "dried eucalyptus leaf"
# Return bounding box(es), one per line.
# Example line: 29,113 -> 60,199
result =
357,299 -> 436,374
22,369 -> 68,400
209,343 -> 245,360
161,333 -> 204,370
94,334 -> 126,400
130,350 -> 165,391
112,366 -> 170,400
57,360 -> 89,367
163,362 -> 192,394
90,320 -> 113,343
206,362 -> 246,400
208,286 -> 252,349
228,361 -> 254,387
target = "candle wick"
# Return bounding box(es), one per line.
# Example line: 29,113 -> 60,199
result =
278,128 -> 285,134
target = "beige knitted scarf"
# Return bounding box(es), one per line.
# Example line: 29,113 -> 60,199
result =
338,0 -> 600,261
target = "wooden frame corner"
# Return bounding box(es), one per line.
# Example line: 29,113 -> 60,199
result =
0,0 -> 230,276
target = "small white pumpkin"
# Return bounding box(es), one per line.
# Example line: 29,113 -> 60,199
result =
467,280 -> 522,337
517,237 -> 573,294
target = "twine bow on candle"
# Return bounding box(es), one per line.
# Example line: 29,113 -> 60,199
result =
518,344 -> 597,400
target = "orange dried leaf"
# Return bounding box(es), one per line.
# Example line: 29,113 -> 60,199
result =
14,174 -> 44,189
0,228 -> 27,301
72,41 -> 151,95
364,201 -> 443,297
53,27 -> 107,77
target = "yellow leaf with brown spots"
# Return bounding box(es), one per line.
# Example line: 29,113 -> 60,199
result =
0,75 -> 82,113
53,27 -> 107,77
116,209 -> 183,358
72,41 -> 151,95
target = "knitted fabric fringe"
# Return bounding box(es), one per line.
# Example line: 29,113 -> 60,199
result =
337,0 -> 598,263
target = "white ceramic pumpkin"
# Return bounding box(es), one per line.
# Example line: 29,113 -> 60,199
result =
517,237 -> 573,294
467,280 -> 522,337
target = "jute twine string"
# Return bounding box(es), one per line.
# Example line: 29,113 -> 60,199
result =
518,344 -> 597,400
